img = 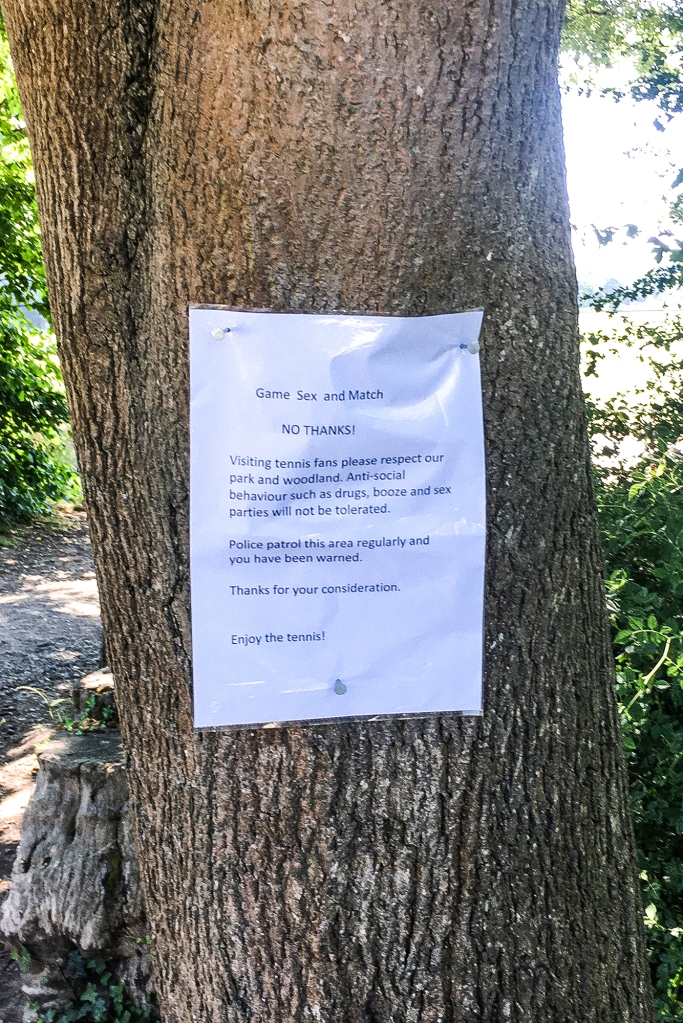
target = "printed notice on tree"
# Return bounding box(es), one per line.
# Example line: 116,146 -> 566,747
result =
189,307 -> 486,728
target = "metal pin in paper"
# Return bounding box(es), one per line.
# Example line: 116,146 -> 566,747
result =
211,326 -> 231,340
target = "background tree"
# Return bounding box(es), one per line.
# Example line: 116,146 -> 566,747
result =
0,1 -> 655,1021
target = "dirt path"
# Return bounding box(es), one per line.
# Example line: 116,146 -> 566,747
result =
0,513 -> 102,1022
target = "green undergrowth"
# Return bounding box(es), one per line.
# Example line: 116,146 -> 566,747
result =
12,948 -> 158,1023
18,687 -> 117,734
0,19 -> 79,526
587,316 -> 683,1019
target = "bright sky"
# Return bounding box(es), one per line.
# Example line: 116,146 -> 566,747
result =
562,83 -> 683,291
561,75 -> 683,400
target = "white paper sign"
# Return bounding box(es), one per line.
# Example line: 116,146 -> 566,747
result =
190,307 -> 486,728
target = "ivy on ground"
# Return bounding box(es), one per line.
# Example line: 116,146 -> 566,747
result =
13,949 -> 158,1023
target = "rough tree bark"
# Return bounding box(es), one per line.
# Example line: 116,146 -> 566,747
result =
1,1 -> 653,1020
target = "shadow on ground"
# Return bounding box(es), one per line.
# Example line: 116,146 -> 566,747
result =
0,513 -> 102,1023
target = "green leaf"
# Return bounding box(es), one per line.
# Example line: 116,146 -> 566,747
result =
81,983 -> 99,1004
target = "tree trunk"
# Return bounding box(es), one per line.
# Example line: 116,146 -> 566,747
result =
1,1 -> 653,1020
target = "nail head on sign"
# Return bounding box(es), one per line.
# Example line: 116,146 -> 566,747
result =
211,327 -> 231,340
334,680 -> 347,695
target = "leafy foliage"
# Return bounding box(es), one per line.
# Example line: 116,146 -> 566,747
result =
563,0 -> 683,116
587,318 -> 683,1019
0,26 -> 48,320
584,265 -> 683,312
0,19 -> 78,525
15,687 -> 118,733
25,951 -> 158,1023
59,692 -> 118,734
